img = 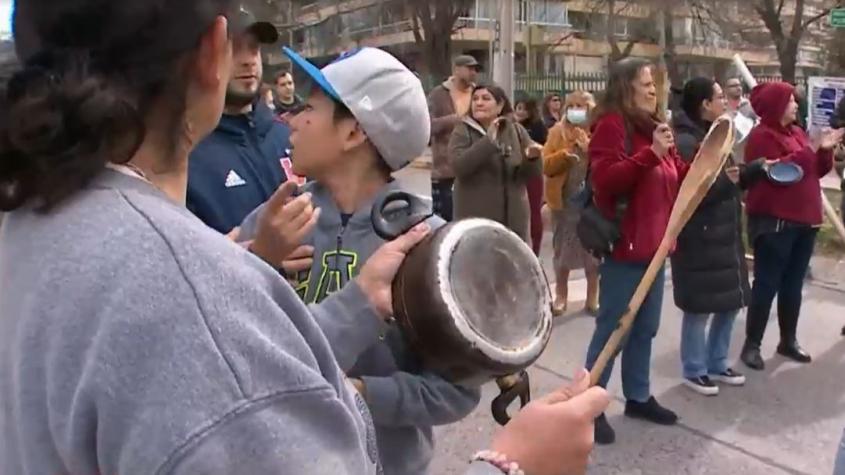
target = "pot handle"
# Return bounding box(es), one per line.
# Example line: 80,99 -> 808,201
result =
371,190 -> 433,241
491,371 -> 531,426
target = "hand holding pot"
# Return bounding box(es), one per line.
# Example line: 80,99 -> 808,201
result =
356,222 -> 431,320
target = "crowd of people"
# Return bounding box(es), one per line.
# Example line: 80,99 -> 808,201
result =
1,1 -> 845,474
427,52 -> 845,452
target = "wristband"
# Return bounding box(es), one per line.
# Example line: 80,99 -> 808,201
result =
471,450 -> 525,475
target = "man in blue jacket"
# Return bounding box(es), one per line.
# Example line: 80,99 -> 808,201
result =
187,8 -> 291,233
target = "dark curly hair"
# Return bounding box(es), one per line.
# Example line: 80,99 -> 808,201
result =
0,0 -> 238,211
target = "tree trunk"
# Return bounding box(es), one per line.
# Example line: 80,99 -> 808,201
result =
429,33 -> 453,80
778,42 -> 798,84
663,10 -> 683,88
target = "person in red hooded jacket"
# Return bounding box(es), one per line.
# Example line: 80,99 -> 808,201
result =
739,82 -> 844,371
584,57 -> 689,445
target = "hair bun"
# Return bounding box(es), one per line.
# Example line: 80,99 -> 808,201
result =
0,52 -> 143,211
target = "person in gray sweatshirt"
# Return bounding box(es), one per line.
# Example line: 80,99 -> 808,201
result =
1,2 -> 609,474
240,46 -> 481,475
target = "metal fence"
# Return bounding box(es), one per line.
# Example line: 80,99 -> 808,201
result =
420,72 -> 609,97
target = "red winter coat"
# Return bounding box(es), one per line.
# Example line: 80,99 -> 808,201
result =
589,113 -> 689,263
744,82 -> 833,226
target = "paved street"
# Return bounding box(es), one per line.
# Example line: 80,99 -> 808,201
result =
394,166 -> 845,475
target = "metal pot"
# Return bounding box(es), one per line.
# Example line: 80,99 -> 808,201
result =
372,191 -> 554,424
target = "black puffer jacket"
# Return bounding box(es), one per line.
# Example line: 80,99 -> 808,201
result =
670,111 -> 752,314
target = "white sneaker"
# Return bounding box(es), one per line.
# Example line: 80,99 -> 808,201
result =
684,376 -> 719,396
710,368 -> 746,386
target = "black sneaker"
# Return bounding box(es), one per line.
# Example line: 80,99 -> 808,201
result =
777,342 -> 812,363
710,368 -> 746,386
594,413 -> 616,445
683,376 -> 719,396
625,397 -> 678,426
741,343 -> 765,371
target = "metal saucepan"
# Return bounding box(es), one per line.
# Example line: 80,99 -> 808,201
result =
372,191 -> 553,424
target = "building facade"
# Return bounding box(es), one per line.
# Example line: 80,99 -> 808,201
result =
270,0 -> 833,85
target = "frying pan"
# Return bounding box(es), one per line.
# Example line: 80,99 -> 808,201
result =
767,161 -> 804,185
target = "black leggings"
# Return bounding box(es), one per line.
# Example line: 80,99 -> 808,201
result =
746,227 -> 818,346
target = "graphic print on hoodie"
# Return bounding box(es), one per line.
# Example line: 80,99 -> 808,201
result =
239,180 -> 481,475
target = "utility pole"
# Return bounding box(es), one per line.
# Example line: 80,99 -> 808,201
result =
493,0 -> 515,99
656,7 -> 669,117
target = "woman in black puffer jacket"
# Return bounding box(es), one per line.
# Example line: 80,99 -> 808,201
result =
670,77 -> 764,397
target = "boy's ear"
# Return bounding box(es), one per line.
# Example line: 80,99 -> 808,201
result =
340,119 -> 368,151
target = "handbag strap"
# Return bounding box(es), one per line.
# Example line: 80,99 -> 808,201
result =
584,121 -> 632,221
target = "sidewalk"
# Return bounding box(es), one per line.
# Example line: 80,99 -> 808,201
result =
431,234 -> 845,475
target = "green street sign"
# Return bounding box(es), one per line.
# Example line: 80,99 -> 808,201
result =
832,8 -> 845,28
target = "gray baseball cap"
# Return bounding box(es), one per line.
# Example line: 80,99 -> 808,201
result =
454,55 -> 482,70
283,46 -> 430,171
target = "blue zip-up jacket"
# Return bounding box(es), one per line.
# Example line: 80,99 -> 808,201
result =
187,101 -> 290,233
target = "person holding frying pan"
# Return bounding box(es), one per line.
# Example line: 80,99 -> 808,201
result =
740,82 -> 844,371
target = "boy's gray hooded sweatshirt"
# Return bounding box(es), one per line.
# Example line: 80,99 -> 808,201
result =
241,180 -> 482,475
0,170 -> 498,475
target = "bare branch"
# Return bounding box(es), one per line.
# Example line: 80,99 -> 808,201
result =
802,5 -> 839,29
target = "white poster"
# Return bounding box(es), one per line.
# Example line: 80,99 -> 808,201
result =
807,76 -> 845,135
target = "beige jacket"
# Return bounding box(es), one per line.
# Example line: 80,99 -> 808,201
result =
448,117 -> 542,242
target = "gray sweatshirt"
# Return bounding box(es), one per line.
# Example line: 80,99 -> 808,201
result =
241,180 -> 482,475
0,170 -> 497,475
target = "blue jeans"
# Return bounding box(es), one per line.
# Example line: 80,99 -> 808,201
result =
586,258 -> 665,403
681,310 -> 739,379
835,428 -> 845,475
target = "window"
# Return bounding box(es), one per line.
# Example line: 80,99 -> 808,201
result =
517,0 -> 570,26
614,17 -> 628,37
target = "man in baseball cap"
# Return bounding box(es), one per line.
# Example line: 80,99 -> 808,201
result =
238,47 -> 480,475
186,6 -> 293,234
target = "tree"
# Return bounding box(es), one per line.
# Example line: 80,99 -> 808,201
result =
580,0 -> 646,62
406,0 -> 474,80
691,0 -> 844,83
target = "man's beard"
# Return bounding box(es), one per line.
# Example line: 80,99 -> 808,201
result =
225,86 -> 257,108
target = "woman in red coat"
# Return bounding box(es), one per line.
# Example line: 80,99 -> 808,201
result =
740,82 -> 844,370
584,57 -> 688,445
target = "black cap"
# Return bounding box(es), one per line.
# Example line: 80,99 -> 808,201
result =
235,6 -> 279,44
453,55 -> 481,70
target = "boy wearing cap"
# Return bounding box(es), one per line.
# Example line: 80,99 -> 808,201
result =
240,47 -> 481,475
428,55 -> 481,222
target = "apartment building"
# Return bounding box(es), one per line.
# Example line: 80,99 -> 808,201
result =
270,0 -> 832,81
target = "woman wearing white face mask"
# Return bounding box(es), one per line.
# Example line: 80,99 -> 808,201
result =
541,91 -> 599,316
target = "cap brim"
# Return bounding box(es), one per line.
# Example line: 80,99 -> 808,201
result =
248,22 -> 279,44
283,46 -> 341,101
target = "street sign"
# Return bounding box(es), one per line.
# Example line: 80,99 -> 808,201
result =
831,8 -> 845,28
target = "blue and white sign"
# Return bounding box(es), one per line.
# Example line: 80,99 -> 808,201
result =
808,76 -> 845,135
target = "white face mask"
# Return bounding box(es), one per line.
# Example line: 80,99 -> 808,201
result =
566,108 -> 588,125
